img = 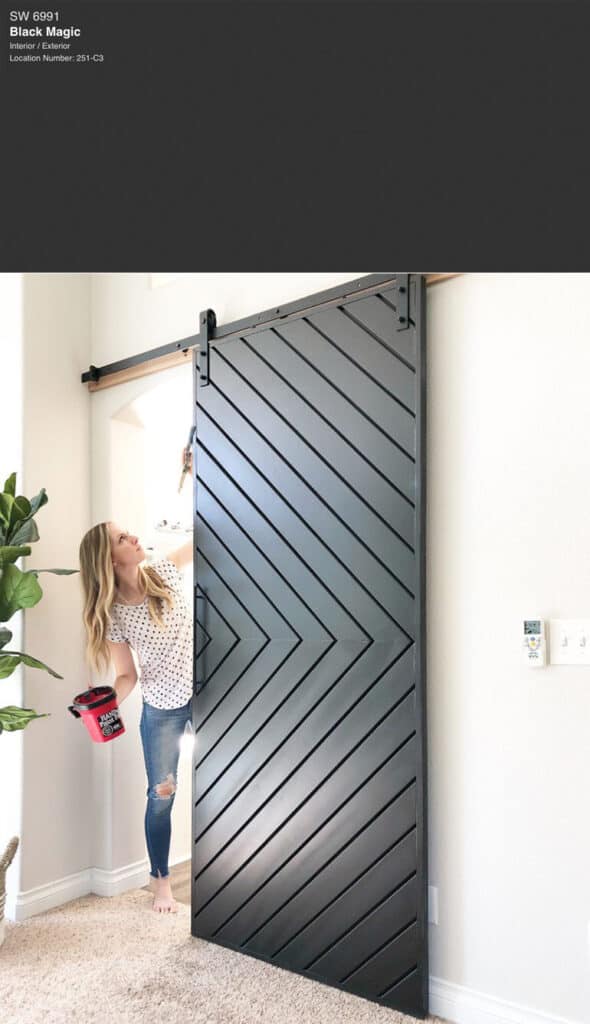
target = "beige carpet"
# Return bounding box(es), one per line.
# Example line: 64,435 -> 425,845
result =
1,888 -> 444,1024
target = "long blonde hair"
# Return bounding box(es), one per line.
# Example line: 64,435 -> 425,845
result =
79,522 -> 175,676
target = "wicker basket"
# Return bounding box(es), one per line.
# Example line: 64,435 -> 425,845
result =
0,837 -> 19,948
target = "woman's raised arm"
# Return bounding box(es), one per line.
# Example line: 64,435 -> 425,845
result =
166,538 -> 193,570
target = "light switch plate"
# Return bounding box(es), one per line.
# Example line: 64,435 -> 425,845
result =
548,619 -> 590,665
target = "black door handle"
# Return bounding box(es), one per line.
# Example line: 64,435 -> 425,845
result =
195,590 -> 207,692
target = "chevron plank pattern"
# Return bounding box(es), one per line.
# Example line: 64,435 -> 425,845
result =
192,280 -> 427,1018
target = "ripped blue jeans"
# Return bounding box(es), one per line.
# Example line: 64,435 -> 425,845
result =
139,696 -> 194,880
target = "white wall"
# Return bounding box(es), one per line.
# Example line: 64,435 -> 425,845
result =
425,274 -> 590,1024
20,275 -> 92,893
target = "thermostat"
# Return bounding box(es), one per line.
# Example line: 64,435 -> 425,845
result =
522,619 -> 546,667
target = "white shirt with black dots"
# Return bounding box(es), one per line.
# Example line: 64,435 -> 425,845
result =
107,557 -> 193,709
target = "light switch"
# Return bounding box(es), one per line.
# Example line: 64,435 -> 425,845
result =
549,620 -> 590,664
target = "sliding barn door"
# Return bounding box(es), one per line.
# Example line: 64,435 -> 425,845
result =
191,274 -> 428,1018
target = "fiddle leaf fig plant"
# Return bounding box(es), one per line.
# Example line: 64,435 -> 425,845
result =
0,472 -> 79,734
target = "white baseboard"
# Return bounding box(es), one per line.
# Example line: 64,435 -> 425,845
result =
7,851 -> 190,922
429,975 -> 580,1024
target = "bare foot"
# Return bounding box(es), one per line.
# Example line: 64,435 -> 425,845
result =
149,875 -> 179,914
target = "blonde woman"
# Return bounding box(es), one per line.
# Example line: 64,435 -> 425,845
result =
79,515 -> 194,915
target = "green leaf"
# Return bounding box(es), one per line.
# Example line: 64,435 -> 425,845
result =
0,705 -> 50,732
32,568 -> 79,575
0,655 -> 21,680
0,628 -> 12,650
1,650 -> 63,679
10,496 -> 31,529
3,474 -> 16,498
8,517 -> 39,546
29,489 -> 48,517
0,564 -> 43,621
7,491 -> 47,536
0,545 -> 32,565
0,494 -> 14,526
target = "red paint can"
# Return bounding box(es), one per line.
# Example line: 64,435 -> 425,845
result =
68,685 -> 125,743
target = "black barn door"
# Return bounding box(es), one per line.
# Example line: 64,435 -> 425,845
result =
191,273 -> 428,1018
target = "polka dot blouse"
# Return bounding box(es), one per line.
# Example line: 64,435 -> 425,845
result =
106,557 -> 193,709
